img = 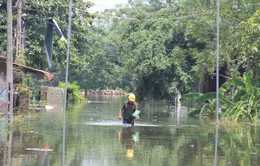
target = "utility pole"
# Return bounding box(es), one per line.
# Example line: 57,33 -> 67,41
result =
7,0 -> 14,122
15,0 -> 24,64
63,0 -> 73,165
215,0 -> 220,122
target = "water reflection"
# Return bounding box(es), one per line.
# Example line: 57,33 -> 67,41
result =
0,117 -> 12,166
41,144 -> 51,166
62,106 -> 66,166
3,128 -> 12,166
214,125 -> 219,166
118,127 -> 139,159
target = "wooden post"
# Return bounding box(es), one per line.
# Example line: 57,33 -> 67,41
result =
7,0 -> 14,122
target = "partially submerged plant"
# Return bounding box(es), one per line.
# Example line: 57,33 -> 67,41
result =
182,71 -> 260,122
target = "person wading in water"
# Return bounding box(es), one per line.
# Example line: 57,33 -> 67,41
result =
118,93 -> 139,126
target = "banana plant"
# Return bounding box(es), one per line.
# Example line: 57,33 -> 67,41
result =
182,71 -> 260,122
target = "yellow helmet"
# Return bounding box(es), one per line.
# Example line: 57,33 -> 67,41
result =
126,149 -> 134,158
128,94 -> 136,102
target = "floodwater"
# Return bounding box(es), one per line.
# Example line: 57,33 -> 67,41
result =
1,96 -> 260,166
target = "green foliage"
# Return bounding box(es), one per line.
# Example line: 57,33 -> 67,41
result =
182,71 -> 260,122
58,81 -> 84,102
22,73 -> 49,100
2,0 -> 260,124
21,0 -> 95,70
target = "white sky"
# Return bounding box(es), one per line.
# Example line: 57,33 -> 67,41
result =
87,0 -> 128,12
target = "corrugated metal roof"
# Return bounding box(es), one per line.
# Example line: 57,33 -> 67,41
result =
0,56 -> 54,80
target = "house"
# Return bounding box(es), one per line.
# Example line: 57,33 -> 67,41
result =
0,56 -> 53,81
0,56 -> 54,112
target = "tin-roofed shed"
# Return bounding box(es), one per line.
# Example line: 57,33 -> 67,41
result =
0,56 -> 54,112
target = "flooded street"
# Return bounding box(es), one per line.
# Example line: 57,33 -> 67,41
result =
0,96 -> 260,166
0,0 -> 259,165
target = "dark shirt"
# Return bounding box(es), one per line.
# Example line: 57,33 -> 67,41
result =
122,101 -> 138,119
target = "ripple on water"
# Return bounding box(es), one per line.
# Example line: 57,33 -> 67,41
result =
83,121 -> 200,128
84,121 -> 159,127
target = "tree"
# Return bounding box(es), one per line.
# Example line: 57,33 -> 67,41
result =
21,0 -> 95,84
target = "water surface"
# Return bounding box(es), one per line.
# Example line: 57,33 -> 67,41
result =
0,96 -> 259,166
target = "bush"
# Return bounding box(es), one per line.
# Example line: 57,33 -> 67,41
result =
58,82 -> 85,102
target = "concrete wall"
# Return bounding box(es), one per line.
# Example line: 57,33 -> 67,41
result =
41,86 -> 65,111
